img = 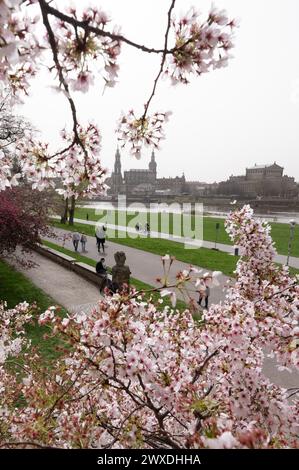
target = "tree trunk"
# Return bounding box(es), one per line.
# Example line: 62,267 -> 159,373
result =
68,195 -> 76,226
60,197 -> 69,224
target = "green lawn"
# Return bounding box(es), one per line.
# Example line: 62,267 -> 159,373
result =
43,240 -> 188,312
51,220 -> 239,277
0,259 -> 66,361
73,207 -> 299,258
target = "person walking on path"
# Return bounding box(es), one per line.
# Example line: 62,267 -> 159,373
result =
72,232 -> 80,252
80,234 -> 87,252
197,274 -> 211,309
198,285 -> 210,309
95,224 -> 107,253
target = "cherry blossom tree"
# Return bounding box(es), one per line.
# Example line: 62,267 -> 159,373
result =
0,93 -> 32,189
0,206 -> 298,449
0,96 -> 29,151
0,0 -> 237,196
0,0 -> 298,451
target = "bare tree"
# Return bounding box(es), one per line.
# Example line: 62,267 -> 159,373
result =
0,95 -> 30,152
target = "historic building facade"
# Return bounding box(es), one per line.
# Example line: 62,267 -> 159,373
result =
106,148 -> 186,197
217,163 -> 298,198
107,152 -> 298,200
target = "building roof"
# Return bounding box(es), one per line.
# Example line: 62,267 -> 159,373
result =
156,176 -> 184,181
247,163 -> 283,170
124,169 -> 151,173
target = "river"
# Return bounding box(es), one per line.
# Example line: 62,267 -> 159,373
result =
78,202 -> 299,224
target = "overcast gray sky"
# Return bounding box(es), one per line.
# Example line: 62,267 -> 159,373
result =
19,0 -> 299,183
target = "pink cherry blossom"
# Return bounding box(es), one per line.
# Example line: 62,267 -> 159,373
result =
53,5 -> 121,93
116,110 -> 172,158
16,122 -> 106,198
1,204 -> 299,449
1,1 -> 298,451
70,71 -> 94,93
164,6 -> 237,85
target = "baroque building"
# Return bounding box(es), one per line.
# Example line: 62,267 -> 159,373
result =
217,163 -> 298,198
106,148 -> 186,197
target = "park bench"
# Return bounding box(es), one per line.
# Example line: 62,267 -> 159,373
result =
35,244 -> 107,290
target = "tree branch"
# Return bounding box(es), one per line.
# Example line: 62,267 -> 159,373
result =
42,2 -> 168,55
142,0 -> 176,121
192,348 -> 219,384
38,0 -> 88,162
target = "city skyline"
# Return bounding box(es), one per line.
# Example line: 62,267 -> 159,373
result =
109,146 -> 298,185
106,147 -> 298,199
18,0 -> 299,183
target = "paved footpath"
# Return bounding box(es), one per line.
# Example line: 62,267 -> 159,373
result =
9,250 -> 101,314
51,216 -> 299,270
45,227 -> 229,307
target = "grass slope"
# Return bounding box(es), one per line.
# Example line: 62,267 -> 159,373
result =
74,207 -> 299,258
0,259 -> 66,361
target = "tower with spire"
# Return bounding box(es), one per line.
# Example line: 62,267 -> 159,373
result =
110,147 -> 124,194
107,146 -> 188,197
148,149 -> 157,177
114,147 -> 121,175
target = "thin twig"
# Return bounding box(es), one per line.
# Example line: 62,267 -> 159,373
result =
254,281 -> 297,306
142,0 -> 176,121
38,0 -> 88,162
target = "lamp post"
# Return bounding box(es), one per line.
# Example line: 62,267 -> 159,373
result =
286,219 -> 296,266
214,222 -> 220,250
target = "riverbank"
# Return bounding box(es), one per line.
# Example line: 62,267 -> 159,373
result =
72,207 -> 299,259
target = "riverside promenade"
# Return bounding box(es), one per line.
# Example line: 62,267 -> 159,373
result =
45,227 -> 230,306
51,216 -> 299,270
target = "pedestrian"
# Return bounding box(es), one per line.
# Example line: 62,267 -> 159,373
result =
197,275 -> 211,310
198,284 -> 210,309
80,233 -> 87,252
145,222 -> 150,235
95,224 -> 107,253
72,231 -> 80,252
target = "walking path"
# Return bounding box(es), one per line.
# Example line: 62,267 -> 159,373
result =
51,216 -> 299,269
9,250 -> 101,314
45,227 -> 229,306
